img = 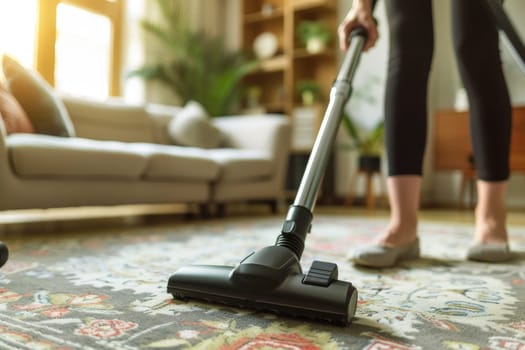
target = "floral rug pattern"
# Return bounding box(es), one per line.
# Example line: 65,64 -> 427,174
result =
0,215 -> 524,349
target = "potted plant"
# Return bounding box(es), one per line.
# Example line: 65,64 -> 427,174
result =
342,113 -> 385,173
297,20 -> 332,54
296,80 -> 321,105
128,0 -> 257,117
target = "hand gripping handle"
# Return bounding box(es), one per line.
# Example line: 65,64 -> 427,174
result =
347,0 -> 379,43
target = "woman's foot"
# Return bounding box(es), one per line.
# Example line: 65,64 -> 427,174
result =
349,176 -> 421,268
468,211 -> 511,262
466,242 -> 512,262
348,223 -> 420,268
467,180 -> 512,262
349,237 -> 420,268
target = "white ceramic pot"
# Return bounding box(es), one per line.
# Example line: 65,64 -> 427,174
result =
306,38 -> 326,54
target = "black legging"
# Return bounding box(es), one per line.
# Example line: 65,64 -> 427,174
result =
384,0 -> 512,181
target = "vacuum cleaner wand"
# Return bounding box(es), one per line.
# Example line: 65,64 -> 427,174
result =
168,1 -> 376,325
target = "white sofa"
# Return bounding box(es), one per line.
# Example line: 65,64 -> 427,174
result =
0,96 -> 291,214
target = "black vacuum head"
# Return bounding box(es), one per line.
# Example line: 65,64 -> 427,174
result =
168,245 -> 358,325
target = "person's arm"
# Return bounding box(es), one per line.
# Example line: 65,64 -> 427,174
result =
338,0 -> 378,51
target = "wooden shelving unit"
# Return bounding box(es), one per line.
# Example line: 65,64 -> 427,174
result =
240,0 -> 338,127
240,0 -> 338,201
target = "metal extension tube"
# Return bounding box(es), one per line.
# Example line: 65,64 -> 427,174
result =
294,35 -> 367,211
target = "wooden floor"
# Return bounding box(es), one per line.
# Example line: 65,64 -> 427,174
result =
1,203 -> 524,237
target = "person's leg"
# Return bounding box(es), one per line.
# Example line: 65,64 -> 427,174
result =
376,176 -> 420,246
383,0 -> 433,240
475,181 -> 508,244
468,180 -> 511,262
350,0 -> 433,267
451,0 -> 512,261
351,175 -> 421,267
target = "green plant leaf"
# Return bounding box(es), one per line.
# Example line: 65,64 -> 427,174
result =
342,113 -> 385,155
297,20 -> 332,46
128,0 -> 256,116
342,113 -> 361,146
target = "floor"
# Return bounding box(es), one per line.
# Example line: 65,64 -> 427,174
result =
1,203 -> 525,238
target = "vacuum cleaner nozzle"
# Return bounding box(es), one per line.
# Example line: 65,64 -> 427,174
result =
168,247 -> 358,325
168,206 -> 358,325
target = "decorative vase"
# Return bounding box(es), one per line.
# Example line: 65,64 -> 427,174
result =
301,91 -> 315,106
306,38 -> 326,54
454,87 -> 469,111
253,32 -> 278,59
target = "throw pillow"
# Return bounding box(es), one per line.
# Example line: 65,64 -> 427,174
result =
2,55 -> 75,137
0,82 -> 35,134
167,101 -> 223,149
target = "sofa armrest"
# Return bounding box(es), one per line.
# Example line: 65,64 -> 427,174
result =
213,114 -> 292,199
213,114 -> 291,156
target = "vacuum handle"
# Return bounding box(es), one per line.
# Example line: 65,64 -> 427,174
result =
346,0 -> 379,45
293,2 -> 378,211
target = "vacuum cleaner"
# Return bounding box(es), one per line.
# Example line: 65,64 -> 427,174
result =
167,1 -> 379,326
167,0 -> 525,325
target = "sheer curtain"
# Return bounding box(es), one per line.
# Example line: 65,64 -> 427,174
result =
187,0 -> 227,36
127,0 -> 229,104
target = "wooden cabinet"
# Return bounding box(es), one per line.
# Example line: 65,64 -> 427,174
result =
240,0 -> 338,150
434,106 -> 525,172
434,106 -> 525,206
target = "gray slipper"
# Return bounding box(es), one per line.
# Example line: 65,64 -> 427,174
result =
348,238 -> 420,268
466,242 -> 513,262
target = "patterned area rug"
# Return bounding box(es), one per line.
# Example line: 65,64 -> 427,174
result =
1,214 -> 524,350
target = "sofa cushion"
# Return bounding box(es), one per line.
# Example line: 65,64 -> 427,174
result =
206,149 -> 274,182
7,134 -> 148,179
0,82 -> 35,134
146,103 -> 183,145
133,143 -> 220,181
2,55 -> 75,137
167,101 -> 223,149
62,96 -> 155,143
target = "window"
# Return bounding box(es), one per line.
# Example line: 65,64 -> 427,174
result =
0,0 -> 38,67
36,0 -> 123,97
55,4 -> 112,98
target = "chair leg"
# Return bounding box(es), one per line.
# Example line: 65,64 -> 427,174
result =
216,203 -> 226,218
199,204 -> 211,219
365,172 -> 375,210
345,171 -> 360,207
378,172 -> 389,208
269,200 -> 278,214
